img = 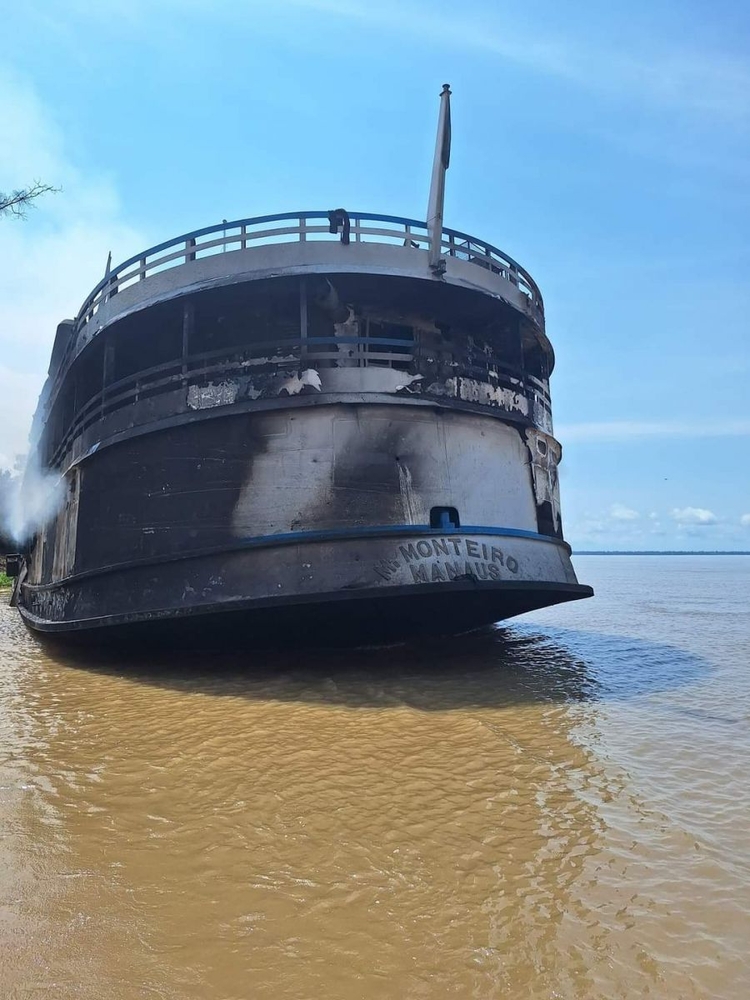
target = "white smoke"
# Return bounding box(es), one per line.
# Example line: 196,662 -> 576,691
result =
1,452 -> 65,549
1,379 -> 66,551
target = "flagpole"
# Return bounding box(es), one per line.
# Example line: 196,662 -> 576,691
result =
427,83 -> 452,275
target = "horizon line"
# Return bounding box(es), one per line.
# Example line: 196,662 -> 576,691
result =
574,550 -> 750,555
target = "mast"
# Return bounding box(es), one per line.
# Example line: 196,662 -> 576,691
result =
427,83 -> 452,275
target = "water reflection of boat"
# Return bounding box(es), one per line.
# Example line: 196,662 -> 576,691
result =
13,86 -> 591,643
56,622 -> 704,711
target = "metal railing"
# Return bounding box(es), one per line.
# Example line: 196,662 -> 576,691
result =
46,335 -> 415,469
73,211 -> 545,335
46,336 -> 551,471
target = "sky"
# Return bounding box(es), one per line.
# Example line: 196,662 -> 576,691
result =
1,0 -> 749,551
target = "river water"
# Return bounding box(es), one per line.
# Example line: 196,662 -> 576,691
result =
1,555 -> 749,999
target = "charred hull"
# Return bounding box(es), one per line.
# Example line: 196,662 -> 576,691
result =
18,530 -> 591,645
19,211 -> 592,642
20,585 -> 592,649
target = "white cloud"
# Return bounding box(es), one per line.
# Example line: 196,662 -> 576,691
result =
610,503 -> 639,521
741,514 -> 750,527
558,420 -> 750,443
670,507 -> 718,526
92,2 -> 750,138
0,68 -> 148,462
280,0 -> 750,126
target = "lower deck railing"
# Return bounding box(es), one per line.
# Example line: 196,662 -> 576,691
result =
45,338 -> 553,470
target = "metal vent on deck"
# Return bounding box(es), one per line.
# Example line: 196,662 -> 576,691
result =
430,506 -> 460,529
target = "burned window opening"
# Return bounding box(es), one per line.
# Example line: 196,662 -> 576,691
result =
73,337 -> 104,409
364,320 -> 414,371
521,326 -> 551,381
536,500 -> 560,539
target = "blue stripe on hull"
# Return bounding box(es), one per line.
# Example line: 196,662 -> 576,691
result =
227,523 -> 569,552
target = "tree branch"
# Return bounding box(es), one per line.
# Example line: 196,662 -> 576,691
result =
0,181 -> 59,219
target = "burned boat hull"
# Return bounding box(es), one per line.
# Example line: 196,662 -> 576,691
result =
17,209 -> 592,642
19,520 -> 586,642
19,582 -> 589,648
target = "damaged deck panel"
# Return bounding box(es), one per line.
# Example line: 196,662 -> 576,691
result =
40,270 -> 555,462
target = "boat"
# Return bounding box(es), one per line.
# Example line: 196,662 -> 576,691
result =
10,86 -> 592,643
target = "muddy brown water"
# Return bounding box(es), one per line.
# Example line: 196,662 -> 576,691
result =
1,556 -> 749,998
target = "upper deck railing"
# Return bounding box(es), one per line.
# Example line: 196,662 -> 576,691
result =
73,211 -> 544,334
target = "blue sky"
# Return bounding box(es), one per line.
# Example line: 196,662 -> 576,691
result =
1,0 -> 749,549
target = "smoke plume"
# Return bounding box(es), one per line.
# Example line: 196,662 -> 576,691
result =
1,380 -> 65,551
1,452 -> 65,549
